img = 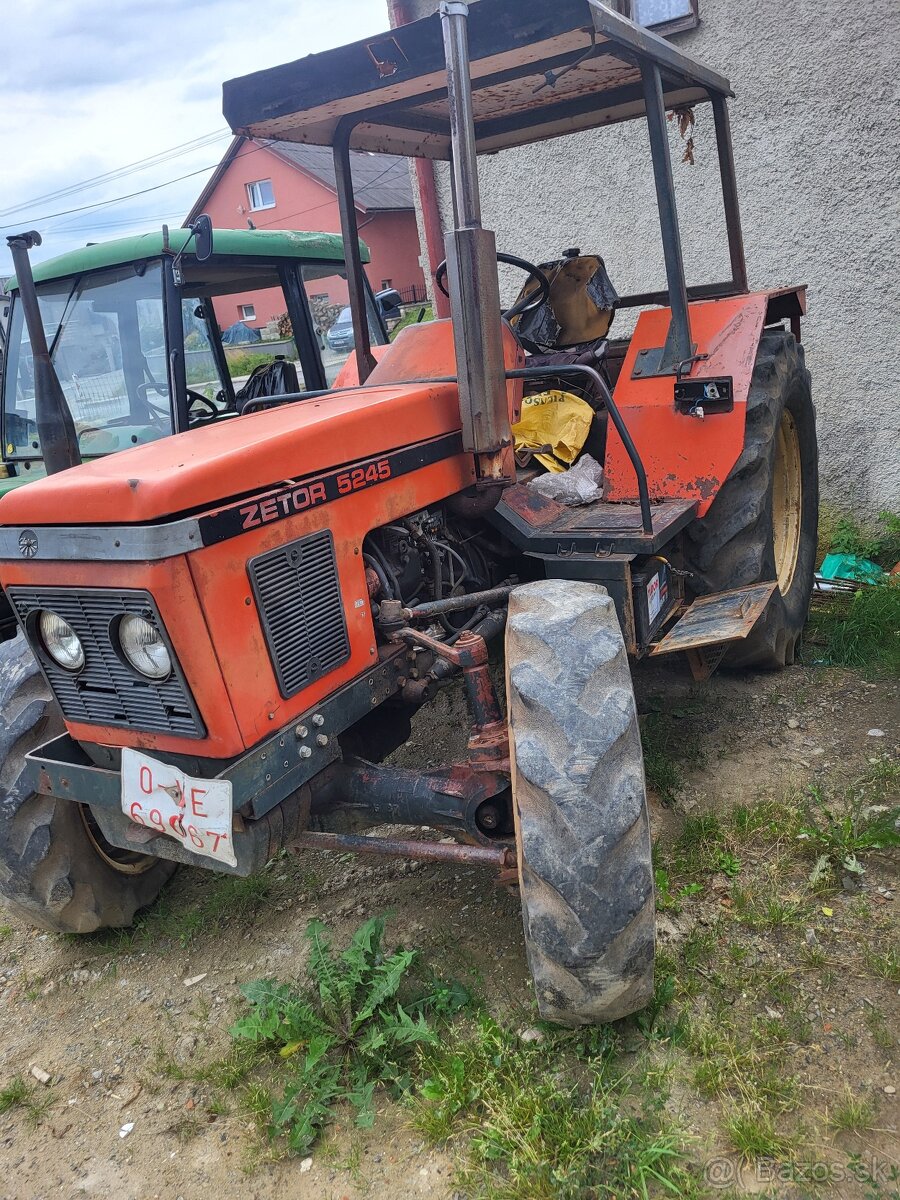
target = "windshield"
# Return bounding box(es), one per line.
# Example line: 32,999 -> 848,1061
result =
302,264 -> 385,385
2,262 -> 172,461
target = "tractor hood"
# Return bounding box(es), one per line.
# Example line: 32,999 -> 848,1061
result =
0,382 -> 464,528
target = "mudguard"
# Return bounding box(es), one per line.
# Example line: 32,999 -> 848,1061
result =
604,289 -> 804,516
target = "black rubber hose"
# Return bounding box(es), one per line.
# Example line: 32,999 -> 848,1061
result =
366,541 -> 402,602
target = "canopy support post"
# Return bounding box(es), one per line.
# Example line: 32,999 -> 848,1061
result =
640,62 -> 692,369
333,120 -> 376,384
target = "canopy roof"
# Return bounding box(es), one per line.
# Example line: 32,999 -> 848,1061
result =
223,0 -> 731,161
6,228 -> 366,292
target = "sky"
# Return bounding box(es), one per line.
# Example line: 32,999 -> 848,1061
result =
0,0 -> 389,278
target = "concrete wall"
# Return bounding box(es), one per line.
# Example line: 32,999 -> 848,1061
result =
400,0 -> 899,516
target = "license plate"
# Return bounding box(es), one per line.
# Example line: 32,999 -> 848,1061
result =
120,748 -> 237,868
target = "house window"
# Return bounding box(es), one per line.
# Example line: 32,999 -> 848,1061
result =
246,179 -> 275,210
380,279 -> 392,289
630,0 -> 698,35
239,303 -> 256,322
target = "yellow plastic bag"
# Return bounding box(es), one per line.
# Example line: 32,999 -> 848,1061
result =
511,390 -> 594,473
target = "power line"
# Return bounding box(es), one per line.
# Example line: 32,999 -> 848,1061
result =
0,164 -> 221,230
3,142 -> 407,250
1,139 -> 281,233
51,210 -> 189,235
0,130 -> 231,219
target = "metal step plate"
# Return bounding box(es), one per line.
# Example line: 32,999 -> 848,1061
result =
649,581 -> 777,656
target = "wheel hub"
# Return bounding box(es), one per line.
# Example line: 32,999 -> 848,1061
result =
772,408 -> 802,595
77,805 -> 158,875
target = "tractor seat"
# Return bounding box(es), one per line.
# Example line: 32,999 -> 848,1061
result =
510,251 -> 618,416
510,251 -> 619,466
511,250 -> 618,353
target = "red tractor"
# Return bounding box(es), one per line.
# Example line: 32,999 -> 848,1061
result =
0,0 -> 816,1025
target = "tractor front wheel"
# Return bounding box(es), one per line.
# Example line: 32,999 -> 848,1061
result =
0,635 -> 176,934
683,329 -> 818,669
505,579 -> 655,1026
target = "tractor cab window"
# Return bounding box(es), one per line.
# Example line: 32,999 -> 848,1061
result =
2,262 -> 173,462
176,260 -> 307,420
301,262 -> 386,386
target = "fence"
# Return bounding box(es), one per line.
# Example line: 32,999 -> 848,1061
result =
395,284 -> 427,304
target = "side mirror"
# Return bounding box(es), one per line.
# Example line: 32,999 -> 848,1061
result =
191,214 -> 214,263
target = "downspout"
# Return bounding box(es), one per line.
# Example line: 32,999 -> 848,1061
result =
5,231 -> 81,475
386,0 -> 451,319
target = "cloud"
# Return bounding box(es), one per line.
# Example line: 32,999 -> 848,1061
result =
1,0 -> 388,272
7,0 -> 251,93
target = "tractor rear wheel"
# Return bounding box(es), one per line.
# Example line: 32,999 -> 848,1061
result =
0,635 -> 176,934
683,329 -> 818,669
505,579 -> 655,1026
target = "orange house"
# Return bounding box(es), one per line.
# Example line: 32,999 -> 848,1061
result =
185,137 -> 426,329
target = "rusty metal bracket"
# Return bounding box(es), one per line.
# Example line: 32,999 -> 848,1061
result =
292,829 -> 516,872
686,644 -> 728,681
393,627 -> 509,771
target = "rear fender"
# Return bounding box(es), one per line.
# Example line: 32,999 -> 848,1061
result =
604,289 -> 805,517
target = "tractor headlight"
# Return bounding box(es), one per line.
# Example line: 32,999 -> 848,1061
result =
116,614 -> 172,680
38,610 -> 85,672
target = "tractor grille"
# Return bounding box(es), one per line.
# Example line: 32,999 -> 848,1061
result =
249,530 -> 350,698
7,587 -> 203,738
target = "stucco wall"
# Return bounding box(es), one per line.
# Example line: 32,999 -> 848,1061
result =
400,0 -> 899,515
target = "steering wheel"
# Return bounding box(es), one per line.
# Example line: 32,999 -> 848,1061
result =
435,251 -> 551,322
187,389 -> 218,419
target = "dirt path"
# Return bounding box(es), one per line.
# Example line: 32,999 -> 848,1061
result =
0,657 -> 896,1199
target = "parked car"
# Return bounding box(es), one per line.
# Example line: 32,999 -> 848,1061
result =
325,306 -> 355,352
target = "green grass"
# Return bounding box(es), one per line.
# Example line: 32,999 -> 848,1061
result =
827,1090 -> 876,1134
671,813 -> 729,876
0,1076 -> 30,1113
389,303 -> 433,340
864,1007 -> 895,1050
222,350 -> 288,379
804,581 -> 900,674
797,759 -> 900,886
818,507 -> 900,569
729,882 -> 807,931
725,1109 -> 796,1160
83,870 -> 275,953
0,1074 -> 54,1125
864,944 -> 900,983
412,1013 -> 694,1200
191,918 -> 696,1194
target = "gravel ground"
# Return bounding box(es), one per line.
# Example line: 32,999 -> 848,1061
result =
0,654 -> 896,1199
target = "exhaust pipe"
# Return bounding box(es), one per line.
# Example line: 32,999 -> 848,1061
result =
6,231 -> 81,476
439,1 -> 511,486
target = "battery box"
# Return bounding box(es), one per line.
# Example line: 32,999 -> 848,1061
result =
632,557 -> 678,648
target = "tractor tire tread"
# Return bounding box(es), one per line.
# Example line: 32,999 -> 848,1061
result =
0,635 -> 175,934
683,330 -> 817,669
506,580 -> 654,1026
